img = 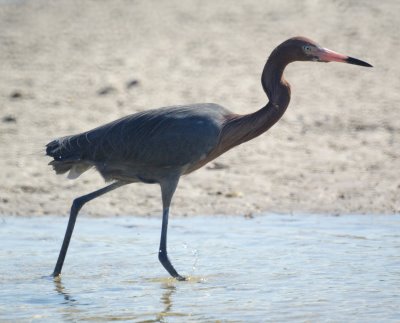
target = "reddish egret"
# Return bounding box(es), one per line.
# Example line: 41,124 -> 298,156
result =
46,37 -> 372,280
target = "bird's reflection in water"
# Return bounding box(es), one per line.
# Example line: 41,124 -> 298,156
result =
53,277 -> 76,305
154,283 -> 176,322
52,276 -> 189,322
142,282 -> 188,322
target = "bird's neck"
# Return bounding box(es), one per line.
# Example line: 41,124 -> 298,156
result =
219,51 -> 291,151
262,48 -> 291,109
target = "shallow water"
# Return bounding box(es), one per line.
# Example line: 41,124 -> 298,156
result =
0,214 -> 399,322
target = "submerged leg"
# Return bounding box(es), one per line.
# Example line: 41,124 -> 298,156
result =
158,176 -> 185,281
52,181 -> 125,277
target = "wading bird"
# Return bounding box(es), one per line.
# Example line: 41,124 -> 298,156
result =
46,37 -> 372,280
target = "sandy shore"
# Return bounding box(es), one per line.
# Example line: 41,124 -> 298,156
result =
0,0 -> 399,216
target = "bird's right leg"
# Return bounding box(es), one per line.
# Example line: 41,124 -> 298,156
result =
52,181 -> 125,277
158,176 -> 185,281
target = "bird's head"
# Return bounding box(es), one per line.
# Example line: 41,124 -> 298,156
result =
275,36 -> 372,67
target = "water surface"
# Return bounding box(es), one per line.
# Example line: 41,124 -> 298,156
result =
0,214 -> 399,322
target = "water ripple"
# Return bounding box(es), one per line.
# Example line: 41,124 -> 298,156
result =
0,214 -> 399,322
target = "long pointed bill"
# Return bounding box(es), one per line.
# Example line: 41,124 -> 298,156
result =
318,48 -> 373,67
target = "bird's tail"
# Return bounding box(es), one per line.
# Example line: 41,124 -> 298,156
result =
46,135 -> 92,179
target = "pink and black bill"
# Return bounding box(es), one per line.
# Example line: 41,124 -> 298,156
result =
318,48 -> 372,67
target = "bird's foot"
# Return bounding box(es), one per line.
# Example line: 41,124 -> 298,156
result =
52,271 -> 61,279
175,275 -> 186,281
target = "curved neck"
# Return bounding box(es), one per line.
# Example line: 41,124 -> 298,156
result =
261,47 -> 291,108
217,48 -> 292,152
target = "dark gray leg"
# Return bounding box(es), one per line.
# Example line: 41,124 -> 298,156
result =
53,181 -> 125,277
158,177 -> 185,281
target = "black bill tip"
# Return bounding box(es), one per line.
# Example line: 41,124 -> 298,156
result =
346,56 -> 373,67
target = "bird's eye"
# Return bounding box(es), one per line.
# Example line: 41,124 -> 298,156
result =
303,45 -> 312,53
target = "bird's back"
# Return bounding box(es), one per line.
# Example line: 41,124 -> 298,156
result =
46,103 -> 231,181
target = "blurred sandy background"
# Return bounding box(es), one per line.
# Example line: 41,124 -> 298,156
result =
0,0 -> 399,216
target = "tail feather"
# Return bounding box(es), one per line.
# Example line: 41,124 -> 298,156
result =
48,160 -> 73,175
46,135 -> 92,179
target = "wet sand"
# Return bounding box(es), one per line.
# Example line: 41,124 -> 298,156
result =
0,0 -> 399,216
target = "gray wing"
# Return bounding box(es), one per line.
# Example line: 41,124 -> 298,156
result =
47,103 -> 231,173
93,103 -> 230,167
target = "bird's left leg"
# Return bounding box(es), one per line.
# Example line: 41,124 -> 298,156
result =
158,176 -> 185,281
52,181 -> 126,277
